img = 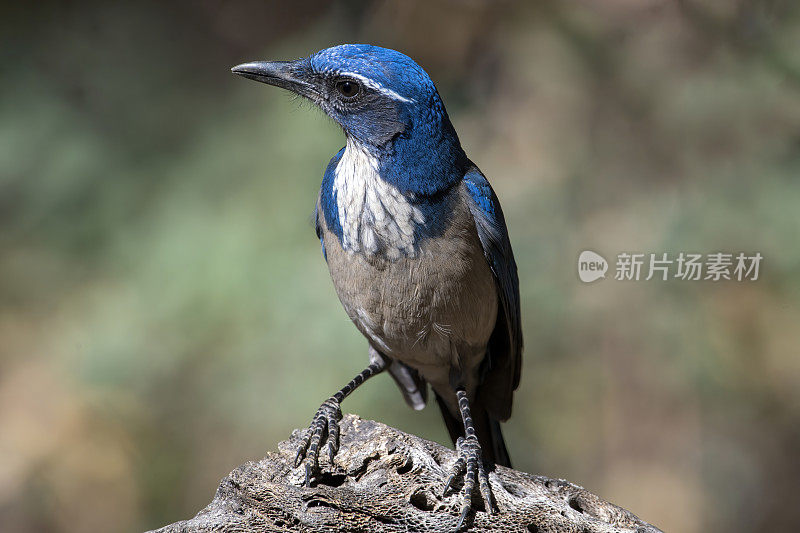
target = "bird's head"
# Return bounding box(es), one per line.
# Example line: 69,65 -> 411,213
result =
232,44 -> 467,191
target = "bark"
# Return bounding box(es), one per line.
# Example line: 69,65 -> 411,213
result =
149,415 -> 662,533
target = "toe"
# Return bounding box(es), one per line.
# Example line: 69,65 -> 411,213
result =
477,461 -> 495,513
294,399 -> 344,485
444,434 -> 498,527
326,415 -> 340,460
294,429 -> 312,467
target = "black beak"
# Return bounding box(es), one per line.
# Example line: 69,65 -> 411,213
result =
231,61 -> 316,98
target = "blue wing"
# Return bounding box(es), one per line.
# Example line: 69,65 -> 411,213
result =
463,167 -> 523,421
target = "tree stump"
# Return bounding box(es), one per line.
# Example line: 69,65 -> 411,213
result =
149,415 -> 662,532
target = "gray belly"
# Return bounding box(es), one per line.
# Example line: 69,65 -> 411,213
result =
320,188 -> 498,395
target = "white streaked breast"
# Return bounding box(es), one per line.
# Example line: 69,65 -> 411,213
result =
333,139 -> 425,259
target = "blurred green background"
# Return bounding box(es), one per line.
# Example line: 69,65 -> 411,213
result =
2,1 -> 800,532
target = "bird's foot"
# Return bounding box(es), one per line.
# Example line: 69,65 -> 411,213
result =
442,435 -> 497,531
294,397 -> 342,485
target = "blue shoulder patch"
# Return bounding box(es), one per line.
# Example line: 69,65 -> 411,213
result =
463,170 -> 497,218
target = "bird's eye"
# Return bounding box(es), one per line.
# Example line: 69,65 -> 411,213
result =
335,79 -> 361,99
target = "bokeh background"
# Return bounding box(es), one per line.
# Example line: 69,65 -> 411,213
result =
2,1 -> 800,532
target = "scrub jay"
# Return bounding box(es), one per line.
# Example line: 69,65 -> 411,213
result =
232,44 -> 522,529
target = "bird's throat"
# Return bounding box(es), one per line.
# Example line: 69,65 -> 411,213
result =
333,139 -> 425,260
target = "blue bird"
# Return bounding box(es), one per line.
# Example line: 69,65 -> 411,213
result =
232,44 -> 522,528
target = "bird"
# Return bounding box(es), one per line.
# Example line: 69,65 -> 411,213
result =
232,44 -> 522,529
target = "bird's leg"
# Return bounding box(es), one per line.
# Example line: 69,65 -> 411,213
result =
294,357 -> 386,485
443,388 -> 497,530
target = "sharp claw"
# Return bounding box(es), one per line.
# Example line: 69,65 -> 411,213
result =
456,505 -> 469,531
442,473 -> 456,497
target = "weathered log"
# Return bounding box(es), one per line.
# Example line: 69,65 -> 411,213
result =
149,415 -> 662,532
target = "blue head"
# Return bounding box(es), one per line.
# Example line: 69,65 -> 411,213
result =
232,44 -> 467,195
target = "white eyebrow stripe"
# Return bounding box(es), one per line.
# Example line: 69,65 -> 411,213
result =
340,72 -> 414,103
